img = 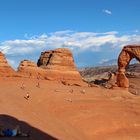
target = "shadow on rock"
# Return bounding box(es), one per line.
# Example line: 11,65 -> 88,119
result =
94,79 -> 108,85
0,114 -> 58,140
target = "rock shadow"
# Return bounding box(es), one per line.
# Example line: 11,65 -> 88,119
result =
94,79 -> 108,85
0,114 -> 58,140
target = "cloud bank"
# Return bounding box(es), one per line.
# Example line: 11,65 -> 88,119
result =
0,30 -> 140,68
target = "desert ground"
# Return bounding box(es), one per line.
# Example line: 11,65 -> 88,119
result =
0,76 -> 140,140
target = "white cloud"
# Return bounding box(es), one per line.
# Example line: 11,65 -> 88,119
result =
133,29 -> 139,33
1,30 -> 140,68
0,39 -> 47,55
49,30 -> 74,36
103,9 -> 112,15
1,30 -> 140,56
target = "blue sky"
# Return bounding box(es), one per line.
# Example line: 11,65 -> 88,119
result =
0,0 -> 140,69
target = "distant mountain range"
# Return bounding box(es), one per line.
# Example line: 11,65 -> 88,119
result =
99,58 -> 139,67
99,59 -> 117,66
79,63 -> 140,83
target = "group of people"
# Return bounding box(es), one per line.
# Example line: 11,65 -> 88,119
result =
21,73 -> 41,100
0,125 -> 29,137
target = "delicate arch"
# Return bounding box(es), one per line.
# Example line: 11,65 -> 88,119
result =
117,45 -> 140,88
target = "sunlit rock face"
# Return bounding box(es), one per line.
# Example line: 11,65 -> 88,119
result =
117,45 -> 140,88
0,52 -> 16,76
37,48 -> 76,71
37,48 -> 85,85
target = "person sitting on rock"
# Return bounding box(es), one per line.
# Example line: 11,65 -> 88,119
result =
36,82 -> 40,88
0,125 -> 29,137
24,92 -> 30,100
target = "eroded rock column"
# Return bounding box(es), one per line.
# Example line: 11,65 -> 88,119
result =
117,47 -> 132,88
116,45 -> 140,88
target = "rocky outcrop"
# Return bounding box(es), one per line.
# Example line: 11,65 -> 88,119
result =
0,52 -> 16,76
117,45 -> 140,88
37,48 -> 76,71
37,48 -> 85,85
17,49 -> 85,86
18,60 -> 37,71
17,60 -> 45,78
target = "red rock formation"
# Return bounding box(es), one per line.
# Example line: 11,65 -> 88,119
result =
37,48 -> 85,85
0,52 -> 16,76
17,60 -> 45,78
117,45 -> 140,88
18,60 -> 37,72
17,48 -> 85,86
37,48 -> 76,71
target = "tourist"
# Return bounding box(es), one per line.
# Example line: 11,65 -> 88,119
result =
0,125 -> 29,137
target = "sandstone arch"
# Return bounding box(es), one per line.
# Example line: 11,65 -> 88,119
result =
117,45 -> 140,88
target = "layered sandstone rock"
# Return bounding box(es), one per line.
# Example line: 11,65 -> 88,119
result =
37,48 -> 85,85
17,60 -> 45,78
117,45 -> 140,88
18,60 -> 37,71
37,48 -> 76,71
17,48 -> 85,86
0,52 -> 16,76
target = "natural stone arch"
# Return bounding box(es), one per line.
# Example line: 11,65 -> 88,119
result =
117,45 -> 140,88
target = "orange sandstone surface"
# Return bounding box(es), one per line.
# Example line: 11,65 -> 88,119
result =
0,77 -> 140,140
0,47 -> 140,140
